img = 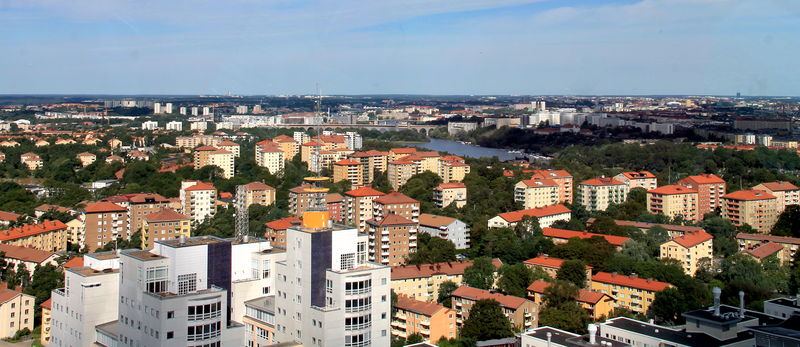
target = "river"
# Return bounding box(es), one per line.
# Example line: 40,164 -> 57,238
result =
408,138 -> 524,161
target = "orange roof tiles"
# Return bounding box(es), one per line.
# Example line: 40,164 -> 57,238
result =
527,280 -> 609,304
592,272 -> 671,292
351,150 -> 389,157
0,244 -> 55,263
451,286 -> 528,310
395,295 -> 450,316
391,259 -> 503,280
62,257 -> 84,269
580,177 -> 625,186
681,174 -> 725,185
0,220 -> 67,242
742,242 -> 783,259
335,159 -> 361,166
325,193 -> 344,203
244,182 -> 274,191
736,233 -> 800,245
367,214 -> 416,227
757,181 -> 799,192
344,186 -> 386,198
391,148 -> 417,154
373,191 -> 419,205
265,216 -> 302,231
723,189 -> 776,201
184,182 -> 216,192
436,182 -> 466,190
194,145 -> 219,151
419,214 -> 457,228
620,171 -> 656,179
144,209 -> 189,222
496,204 -> 571,223
670,230 -> 713,248
648,185 -> 697,195
523,255 -> 590,270
40,298 -> 52,309
530,169 -> 572,179
542,227 -> 630,247
0,287 -> 22,304
0,211 -> 21,222
84,202 -> 127,213
520,178 -> 558,187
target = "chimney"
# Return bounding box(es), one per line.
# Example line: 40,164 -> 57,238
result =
179,234 -> 186,245
588,324 -> 597,345
630,273 -> 638,279
713,287 -> 721,316
243,235 -> 249,243
739,291 -> 745,318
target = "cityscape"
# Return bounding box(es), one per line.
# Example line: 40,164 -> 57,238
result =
2,1 -> 800,347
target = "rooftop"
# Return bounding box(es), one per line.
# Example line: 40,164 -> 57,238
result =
84,202 -> 127,213
680,173 -> 726,185
742,241 -> 783,259
580,177 -> 624,186
373,191 -> 419,205
592,272 -> 671,291
496,204 -> 571,223
603,316 -> 754,347
123,250 -> 165,261
451,286 -> 529,310
367,214 -> 415,227
756,181 -> 799,192
244,295 -> 275,315
0,220 -> 68,242
543,227 -> 630,247
620,171 -> 657,179
395,295 -> 449,316
418,213 -> 457,228
144,208 -> 189,222
648,184 -> 698,195
157,235 -> 227,248
391,259 -> 503,280
723,189 -> 776,201
670,230 -> 714,248
0,244 -> 55,263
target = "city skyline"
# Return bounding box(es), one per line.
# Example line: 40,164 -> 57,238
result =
1,0 -> 799,96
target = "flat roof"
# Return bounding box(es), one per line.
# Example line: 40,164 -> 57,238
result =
157,235 -> 227,248
683,305 -> 784,326
95,320 -> 119,339
604,317 -> 755,346
123,250 -> 164,261
766,297 -> 800,309
87,251 -> 119,260
524,327 -> 627,347
244,296 -> 275,314
289,222 -> 356,234
70,266 -> 120,277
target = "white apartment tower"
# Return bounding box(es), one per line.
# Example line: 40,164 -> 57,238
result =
164,103 -> 173,114
153,102 -> 162,114
274,208 -> 391,346
180,107 -> 188,115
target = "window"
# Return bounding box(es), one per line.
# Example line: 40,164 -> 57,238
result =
178,273 -> 197,295
145,266 -> 168,293
167,311 -> 174,319
340,253 -> 355,270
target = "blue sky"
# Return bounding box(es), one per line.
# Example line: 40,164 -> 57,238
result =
0,0 -> 798,95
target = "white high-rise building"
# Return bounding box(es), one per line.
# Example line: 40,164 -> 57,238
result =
142,121 -> 159,130
165,103 -> 174,114
344,131 -> 363,150
180,107 -> 187,115
153,103 -> 162,114
192,107 -> 199,116
274,209 -> 391,346
50,252 -> 121,347
236,106 -> 248,114
166,121 -> 183,131
253,105 -> 262,113
203,107 -> 212,116
190,121 -> 208,131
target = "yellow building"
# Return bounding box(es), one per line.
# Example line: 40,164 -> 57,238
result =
393,295 -> 457,343
216,139 -> 241,157
527,280 -> 615,320
391,259 -> 503,302
76,152 -> 96,167
140,208 -> 191,249
255,143 -> 285,175
40,298 -> 52,345
433,182 -> 467,209
451,286 -> 538,331
65,218 -> 84,246
300,141 -> 321,164
590,272 -> 672,314
241,182 -> 276,208
614,171 -> 658,191
647,185 -> 700,222
439,160 -> 471,183
242,296 -> 277,347
388,159 -> 419,190
0,220 -> 69,252
193,145 -> 235,179
333,159 -> 364,188
20,152 -> 43,170
515,178 -> 560,209
736,233 -> 800,265
577,177 -> 629,211
721,189 -> 779,233
530,169 -> 574,204
752,181 -> 800,212
523,255 -> 592,281
351,150 -> 389,185
659,230 -> 713,275
271,135 -> 299,160
0,285 -> 34,338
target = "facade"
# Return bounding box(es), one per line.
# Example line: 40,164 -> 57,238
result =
451,286 -> 538,331
433,182 -> 467,209
343,186 -> 386,231
646,185 -> 700,221
515,178 -> 560,209
255,143 -> 285,175
614,171 -> 658,191
333,159 -> 365,188
488,204 -> 572,229
77,152 -> 97,167
0,220 -> 68,252
82,202 -> 129,252
194,145 -> 235,179
351,150 -> 389,185
577,177 -> 629,212
437,156 -> 470,184
20,152 -> 43,170
530,169 -> 573,204
242,296 -> 277,347
365,214 -> 418,266
387,159 -> 418,190
0,243 -> 58,275
140,208 -> 191,249
390,259 -> 503,303
217,139 -> 241,157
272,134 -> 299,160
288,184 -> 318,217
242,181 -> 277,208
180,181 -> 217,223
590,272 -> 672,314
523,255 -> 592,281
659,230 -> 714,275
721,189 -> 779,233
753,181 -> 799,211
418,214 -> 470,250
677,173 -> 727,218
326,193 -> 345,223
372,191 -> 420,223
736,233 -> 800,265
527,281 -> 615,320
263,216 -> 302,247
392,295 -> 457,343
0,285 -> 34,338
101,193 -> 171,236
40,298 -> 52,345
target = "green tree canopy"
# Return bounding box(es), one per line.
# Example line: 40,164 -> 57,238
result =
556,259 -> 588,288
463,257 -> 497,290
459,299 -> 515,340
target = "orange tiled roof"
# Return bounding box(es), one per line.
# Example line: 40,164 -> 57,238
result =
620,171 -> 656,179
680,174 -> 725,185
264,216 -> 302,231
530,169 -> 572,179
451,286 -> 529,310
736,233 -> 800,245
184,182 -> 216,192
0,211 -> 21,222
419,214 -> 457,228
84,202 -> 127,213
580,177 -> 624,186
742,242 -> 783,259
0,244 -> 55,263
723,189 -> 776,201
542,227 -> 630,247
335,159 -> 361,166
496,204 -> 571,223
194,145 -> 219,151
520,178 -> 558,187
243,182 -> 274,191
144,208 -> 189,222
367,214 -> 415,227
40,298 -> 52,309
344,186 -> 386,198
390,148 -> 417,154
436,182 -> 466,190
523,255 -> 591,270
757,181 -> 799,192
527,280 -> 609,304
671,230 -> 713,248
648,184 -> 697,195
373,191 -> 419,205
0,220 -> 67,242
391,259 -> 503,280
351,150 -> 389,157
395,295 -> 450,316
62,257 -> 84,269
592,272 -> 671,291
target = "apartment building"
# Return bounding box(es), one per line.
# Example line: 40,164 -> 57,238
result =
543,228 -> 630,250
515,178 -> 560,209
241,181 -> 277,208
586,218 -> 705,238
736,233 -> 800,265
343,186 -> 386,231
659,230 -> 714,275
527,281 -> 615,320
273,211 -> 392,346
366,214 -> 418,266
333,159 -> 365,188
388,158 -> 419,190
523,255 -> 592,281
372,191 -> 420,223
438,156 -> 470,183
82,202 -> 129,252
140,208 -> 191,249
101,193 -> 171,235
451,286 -> 538,331
271,134 -> 299,160
180,181 -> 217,223
753,181 -> 799,211
263,216 -> 302,247
300,141 -> 321,164
433,182 -> 467,209
577,177 -> 629,212
176,134 -> 220,148
488,204 -> 572,229
390,259 -> 503,302
326,193 -> 345,223
590,272 -> 672,314
0,220 -> 68,252
288,184 -> 319,217
255,143 -> 285,175
530,169 -> 573,204
646,184 -> 700,221
77,152 -> 96,167
243,296 -> 277,346
351,150 -> 389,185
721,189 -> 779,233
393,295 -> 457,343
20,152 -> 43,170
0,284 -> 34,338
677,173 -> 727,217
613,171 -> 658,191
217,139 -> 241,157
0,244 -> 58,275
194,145 -> 235,179
418,214 -> 470,250
40,298 -> 51,345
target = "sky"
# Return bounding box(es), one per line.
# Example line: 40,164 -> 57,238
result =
0,0 -> 798,96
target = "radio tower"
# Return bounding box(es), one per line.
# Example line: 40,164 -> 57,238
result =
234,184 -> 248,241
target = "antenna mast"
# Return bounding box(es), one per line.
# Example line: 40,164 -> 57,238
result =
235,185 -> 248,241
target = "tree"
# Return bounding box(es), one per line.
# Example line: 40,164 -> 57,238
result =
406,333 -> 424,344
649,287 -> 687,324
497,263 -> 536,298
772,205 -> 800,237
406,234 -> 457,265
437,280 -> 459,307
550,236 -> 615,270
15,263 -> 31,289
539,280 -> 590,333
459,299 -> 514,340
556,259 -> 588,288
463,257 -> 496,290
